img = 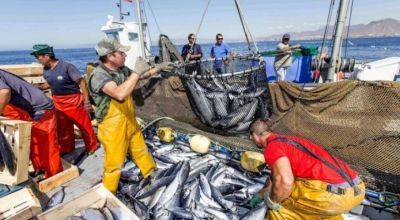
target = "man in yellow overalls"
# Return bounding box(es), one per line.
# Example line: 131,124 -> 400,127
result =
248,119 -> 365,219
89,38 -> 174,193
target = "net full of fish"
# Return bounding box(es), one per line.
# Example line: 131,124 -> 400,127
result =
116,134 -> 269,220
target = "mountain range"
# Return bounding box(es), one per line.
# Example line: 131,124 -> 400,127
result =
261,18 -> 400,41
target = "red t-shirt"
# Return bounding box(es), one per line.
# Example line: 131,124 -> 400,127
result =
264,134 -> 358,184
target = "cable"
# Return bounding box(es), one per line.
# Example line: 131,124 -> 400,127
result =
185,0 -> 212,62
344,0 -> 354,58
146,0 -> 162,34
319,0 -> 336,61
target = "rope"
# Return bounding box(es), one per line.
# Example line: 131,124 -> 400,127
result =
344,0 -> 354,58
185,0 -> 212,62
146,0 -> 162,34
319,0 -> 336,60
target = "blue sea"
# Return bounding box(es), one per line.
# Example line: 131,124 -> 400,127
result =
0,37 -> 399,72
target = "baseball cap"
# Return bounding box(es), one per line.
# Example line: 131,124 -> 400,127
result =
282,33 -> 291,39
30,44 -> 54,56
95,38 -> 131,56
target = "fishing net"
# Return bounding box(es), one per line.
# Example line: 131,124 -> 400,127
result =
157,34 -> 271,134
268,81 -> 400,193
178,58 -> 270,134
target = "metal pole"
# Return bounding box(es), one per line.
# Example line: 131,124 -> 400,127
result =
326,0 -> 349,82
234,0 -> 252,53
119,0 -> 122,20
135,0 -> 146,58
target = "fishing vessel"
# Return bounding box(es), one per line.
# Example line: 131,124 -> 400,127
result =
96,0 -> 400,218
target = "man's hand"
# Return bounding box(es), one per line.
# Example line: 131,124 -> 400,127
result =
154,62 -> 175,73
133,56 -> 150,76
248,194 -> 263,208
292,44 -> 301,49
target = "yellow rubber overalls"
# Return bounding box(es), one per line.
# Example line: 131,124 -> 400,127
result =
267,179 -> 365,220
98,95 -> 156,193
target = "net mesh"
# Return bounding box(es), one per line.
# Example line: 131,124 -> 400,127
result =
175,57 -> 271,134
268,80 -> 400,193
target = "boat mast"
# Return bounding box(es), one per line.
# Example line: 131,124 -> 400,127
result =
135,0 -> 146,58
326,0 -> 349,82
117,0 -> 130,21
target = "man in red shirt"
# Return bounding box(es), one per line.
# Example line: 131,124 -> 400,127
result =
248,119 -> 365,220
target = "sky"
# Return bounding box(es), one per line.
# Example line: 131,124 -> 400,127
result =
0,0 -> 399,50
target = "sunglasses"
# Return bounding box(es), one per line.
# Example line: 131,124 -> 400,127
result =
217,38 -> 223,40
189,37 -> 196,40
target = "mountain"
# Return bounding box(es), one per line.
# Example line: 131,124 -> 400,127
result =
261,18 -> 400,41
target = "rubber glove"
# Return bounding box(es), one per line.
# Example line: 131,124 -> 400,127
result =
154,62 -> 175,73
133,56 -> 150,76
248,194 -> 263,209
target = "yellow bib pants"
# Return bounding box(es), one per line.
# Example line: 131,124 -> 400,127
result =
268,179 -> 365,220
98,96 -> 156,193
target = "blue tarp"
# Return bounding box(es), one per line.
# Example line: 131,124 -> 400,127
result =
264,55 -> 314,83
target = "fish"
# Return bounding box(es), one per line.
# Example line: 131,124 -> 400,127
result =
80,208 -> 107,220
185,79 -> 215,125
240,204 -> 268,220
101,207 -> 115,220
64,216 -> 84,220
215,100 -> 257,128
135,175 -> 175,199
115,132 -> 270,220
46,187 -> 65,210
0,130 -> 16,175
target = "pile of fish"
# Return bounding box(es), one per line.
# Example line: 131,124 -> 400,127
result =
0,130 -> 16,175
185,78 -> 268,133
116,134 -> 269,220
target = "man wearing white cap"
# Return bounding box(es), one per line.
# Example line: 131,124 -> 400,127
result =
89,38 -> 174,193
274,33 -> 301,81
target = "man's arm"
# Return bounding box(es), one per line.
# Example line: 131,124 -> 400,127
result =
257,177 -> 272,197
102,68 -> 159,102
0,88 -> 11,114
269,156 -> 294,203
77,78 -> 90,103
38,82 -> 50,90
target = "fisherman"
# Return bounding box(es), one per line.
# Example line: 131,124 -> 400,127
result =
211,33 -> 231,74
248,119 -> 365,219
89,38 -> 174,193
0,69 -> 63,178
274,33 -> 301,81
181,33 -> 203,75
31,44 -> 98,155
182,33 -> 203,62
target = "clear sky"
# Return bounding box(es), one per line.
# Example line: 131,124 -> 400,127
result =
0,0 -> 399,50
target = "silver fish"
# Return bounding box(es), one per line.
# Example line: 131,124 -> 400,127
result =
46,187 -> 65,210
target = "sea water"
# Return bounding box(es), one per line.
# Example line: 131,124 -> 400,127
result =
0,37 -> 399,72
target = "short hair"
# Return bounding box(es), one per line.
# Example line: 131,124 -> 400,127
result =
249,119 -> 272,136
188,33 -> 195,39
216,33 -> 223,39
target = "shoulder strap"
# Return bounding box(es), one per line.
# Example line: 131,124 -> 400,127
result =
270,137 -> 355,187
